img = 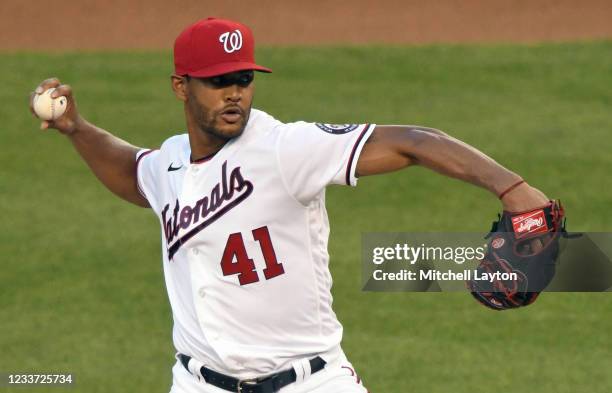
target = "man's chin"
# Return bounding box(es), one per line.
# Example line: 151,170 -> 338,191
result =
205,122 -> 246,140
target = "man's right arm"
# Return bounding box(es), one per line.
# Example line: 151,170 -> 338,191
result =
30,78 -> 149,208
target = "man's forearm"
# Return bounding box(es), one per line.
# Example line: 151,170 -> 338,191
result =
68,118 -> 147,207
404,128 -> 522,197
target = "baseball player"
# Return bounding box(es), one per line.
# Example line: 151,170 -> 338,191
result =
30,17 -> 551,393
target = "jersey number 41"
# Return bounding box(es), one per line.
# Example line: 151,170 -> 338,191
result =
220,226 -> 285,285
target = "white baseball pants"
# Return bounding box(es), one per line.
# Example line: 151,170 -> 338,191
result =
169,350 -> 368,393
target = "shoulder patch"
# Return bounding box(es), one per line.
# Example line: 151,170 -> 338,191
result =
315,123 -> 359,134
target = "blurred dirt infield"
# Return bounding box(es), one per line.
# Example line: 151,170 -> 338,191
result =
2,0 -> 611,50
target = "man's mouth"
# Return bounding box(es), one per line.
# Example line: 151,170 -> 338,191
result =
219,107 -> 243,124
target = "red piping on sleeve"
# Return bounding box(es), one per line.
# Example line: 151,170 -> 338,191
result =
345,124 -> 372,186
135,149 -> 156,199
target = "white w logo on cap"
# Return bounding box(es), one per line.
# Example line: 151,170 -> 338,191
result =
219,30 -> 243,53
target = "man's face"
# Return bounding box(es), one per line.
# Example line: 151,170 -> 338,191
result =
185,70 -> 255,140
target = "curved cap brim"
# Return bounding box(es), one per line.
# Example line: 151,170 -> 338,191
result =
184,62 -> 272,78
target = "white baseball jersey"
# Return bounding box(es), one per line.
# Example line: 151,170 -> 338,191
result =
136,108 -> 374,379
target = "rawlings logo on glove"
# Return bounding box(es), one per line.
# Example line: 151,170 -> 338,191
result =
512,210 -> 548,238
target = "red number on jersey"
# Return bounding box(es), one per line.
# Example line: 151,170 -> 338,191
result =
220,226 -> 285,285
220,233 -> 259,285
252,226 -> 285,280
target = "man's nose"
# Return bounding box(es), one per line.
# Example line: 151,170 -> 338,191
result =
225,85 -> 242,102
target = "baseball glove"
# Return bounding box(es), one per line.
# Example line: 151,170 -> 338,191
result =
468,200 -> 569,310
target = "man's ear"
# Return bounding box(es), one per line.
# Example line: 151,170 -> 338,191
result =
171,74 -> 188,102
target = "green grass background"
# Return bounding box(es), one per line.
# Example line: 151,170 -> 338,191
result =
1,42 -> 611,392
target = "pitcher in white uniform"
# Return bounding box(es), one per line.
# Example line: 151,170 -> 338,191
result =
29,17 -> 550,393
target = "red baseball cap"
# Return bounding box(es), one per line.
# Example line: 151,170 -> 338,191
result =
174,17 -> 272,78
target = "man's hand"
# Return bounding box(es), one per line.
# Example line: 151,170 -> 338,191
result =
500,182 -> 549,213
29,78 -> 83,135
498,181 -> 552,253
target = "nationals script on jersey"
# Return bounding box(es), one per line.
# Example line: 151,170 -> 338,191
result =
136,109 -> 375,378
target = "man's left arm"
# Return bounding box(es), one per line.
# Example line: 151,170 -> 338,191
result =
356,125 -> 549,210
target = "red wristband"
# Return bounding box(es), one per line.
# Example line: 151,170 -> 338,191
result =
498,180 -> 525,200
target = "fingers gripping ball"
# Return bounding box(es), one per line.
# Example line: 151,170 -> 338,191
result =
33,88 -> 67,121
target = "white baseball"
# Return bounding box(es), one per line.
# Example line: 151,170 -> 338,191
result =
33,88 -> 68,121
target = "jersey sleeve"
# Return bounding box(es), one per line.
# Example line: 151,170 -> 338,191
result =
135,148 -> 161,210
276,122 -> 375,204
